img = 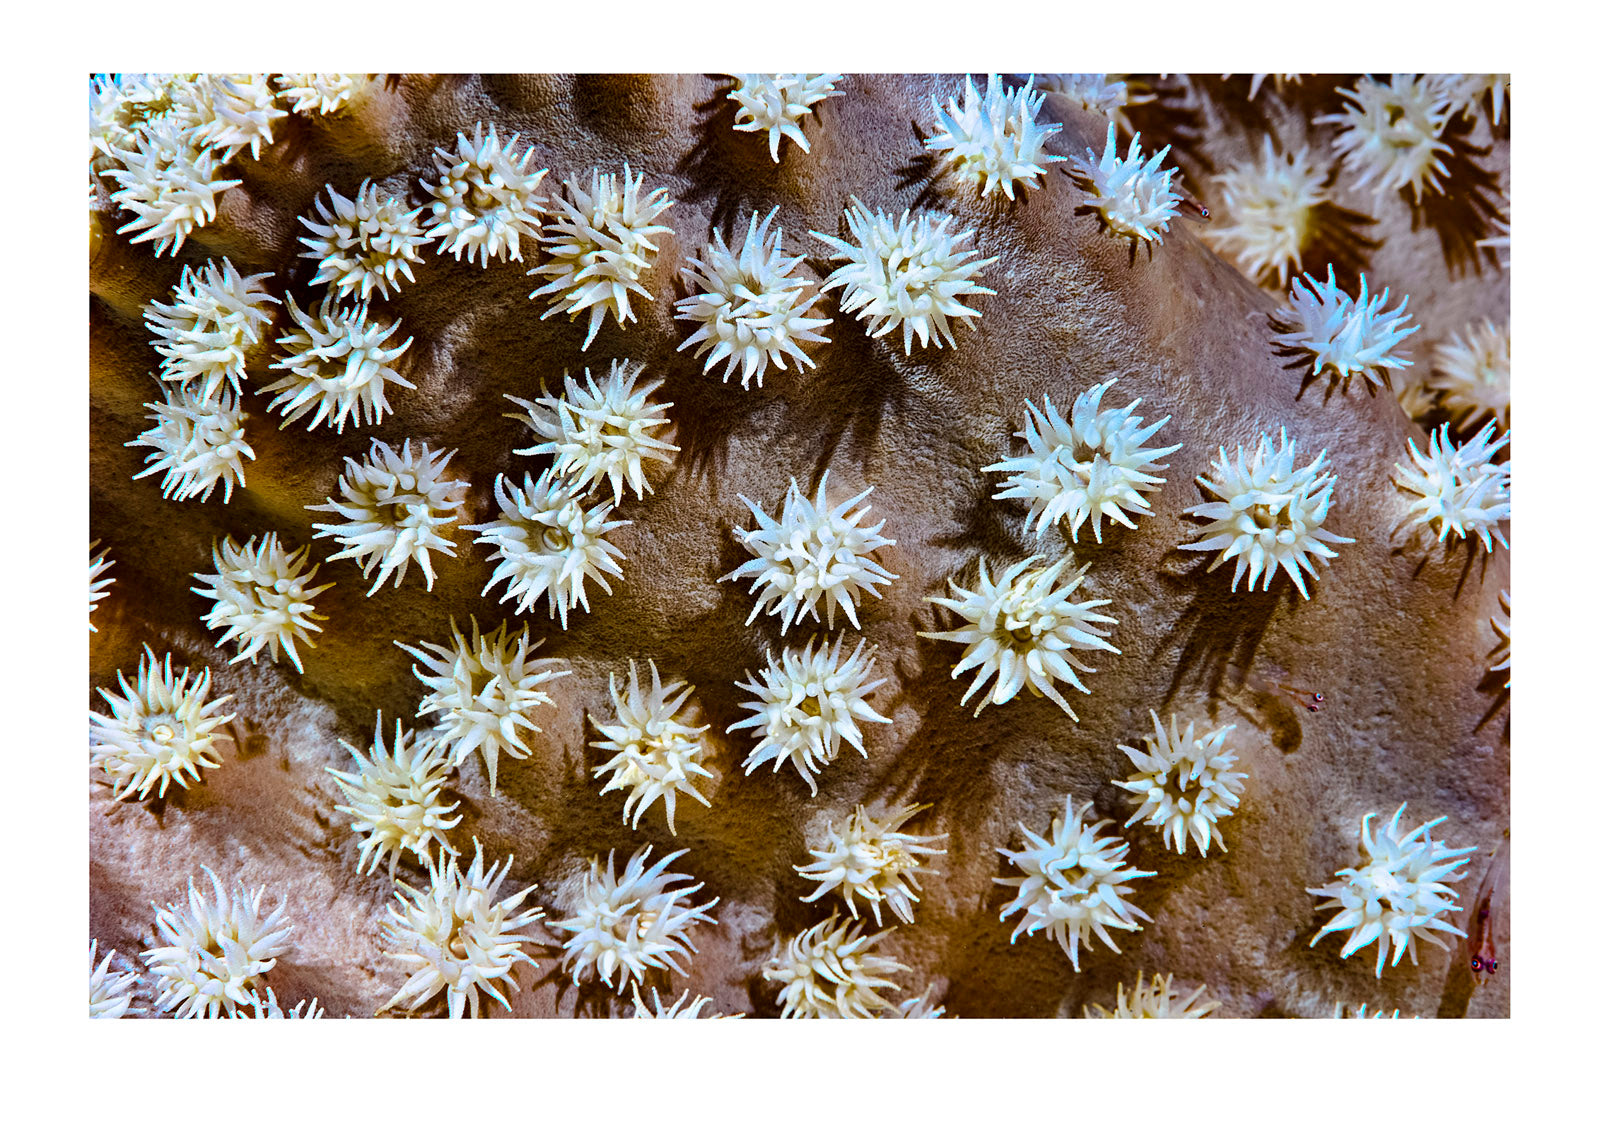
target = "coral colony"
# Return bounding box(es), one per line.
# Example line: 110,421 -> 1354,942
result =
89,73 -> 1508,1019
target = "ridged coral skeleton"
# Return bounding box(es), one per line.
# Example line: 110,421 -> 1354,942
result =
144,258 -> 278,401
299,180 -> 433,301
90,646 -> 234,801
590,659 -> 714,835
796,802 -> 947,926
1430,319 -> 1510,431
1273,267 -> 1418,387
143,867 -> 295,1019
723,471 -> 897,632
674,207 -> 831,388
1070,122 -> 1180,244
924,73 -> 1065,200
264,296 -> 415,433
397,618 -> 569,796
921,553 -> 1118,719
730,635 -> 890,796
1115,711 -> 1247,856
1318,74 -> 1454,202
308,438 -> 468,594
995,796 -> 1154,971
90,940 -> 140,1019
423,123 -> 547,267
726,73 -> 843,162
1181,428 -> 1355,598
128,382 -> 255,504
325,714 -> 461,879
1206,138 -> 1332,289
552,846 -> 718,994
812,198 -> 996,353
504,359 -> 679,506
985,380 -> 1181,543
89,540 -> 114,632
1083,971 -> 1220,1018
192,533 -> 332,673
1393,423 -> 1511,553
100,117 -> 242,256
1307,804 -> 1475,977
764,912 -> 909,1018
468,470 -> 630,628
530,163 -> 674,349
379,839 -> 542,1018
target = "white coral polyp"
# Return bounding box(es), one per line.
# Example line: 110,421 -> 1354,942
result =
144,258 -> 279,401
1308,804 -> 1475,977
90,646 -> 234,802
1207,138 -> 1332,289
1273,266 -> 1418,387
796,802 -> 947,926
675,207 -> 832,388
1036,74 -> 1153,120
1071,121 -> 1180,244
101,118 -> 242,257
630,987 -> 741,1018
530,163 -> 674,349
178,73 -> 287,163
505,359 -> 679,506
469,470 -> 629,628
1394,423 -> 1510,553
90,73 -> 185,170
143,867 -> 295,1019
380,839 -> 543,1018
763,912 -> 908,1019
423,123 -> 547,267
325,713 -> 461,879
730,635 -> 891,796
1181,428 -> 1355,598
1430,319 -> 1510,431
812,198 -> 996,354
243,988 -> 324,1019
1317,74 -> 1453,202
722,471 -> 897,632
727,73 -> 844,162
920,553 -> 1118,720
274,73 -> 369,116
397,618 -> 569,796
1083,971 -> 1220,1018
553,846 -> 719,994
308,439 -> 468,595
1439,73 -> 1509,126
590,659 -> 714,835
995,796 -> 1154,971
985,379 -> 1181,543
90,941 -> 140,1019
90,540 -> 114,632
1115,711 -> 1247,857
925,73 -> 1065,200
299,180 -> 433,301
128,382 -> 255,504
264,296 -> 415,433
191,532 -> 332,673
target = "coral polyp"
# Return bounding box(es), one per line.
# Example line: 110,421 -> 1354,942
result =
1070,121 -> 1180,244
1393,424 -> 1511,553
264,296 -> 415,433
796,802 -> 947,925
1115,712 -> 1247,856
1318,74 -> 1453,202
325,714 -> 461,879
1083,971 -> 1220,1018
90,646 -> 235,801
589,659 -> 714,835
1206,138 -> 1331,289
423,123 -> 547,267
726,73 -> 843,162
1273,267 -> 1418,388
763,913 -> 908,1019
143,867 -> 296,1019
128,382 -> 255,504
924,72 -> 1065,200
190,532 -> 332,673
1430,319 -> 1510,431
299,179 -> 433,301
144,257 -> 278,401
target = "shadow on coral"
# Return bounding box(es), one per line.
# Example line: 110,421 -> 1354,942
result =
1413,119 -> 1508,278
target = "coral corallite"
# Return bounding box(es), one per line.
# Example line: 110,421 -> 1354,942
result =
325,713 -> 461,879
191,533 -> 333,673
675,207 -> 832,389
468,470 -> 630,628
1181,428 -> 1354,598
143,867 -> 296,1018
726,73 -> 843,162
1308,804 -> 1475,977
553,846 -> 719,994
397,617 -> 570,796
380,839 -> 543,1018
995,796 -> 1154,971
264,296 -> 416,433
796,802 -> 948,926
921,553 -> 1119,720
722,470 -> 897,632
763,912 -> 909,1018
1070,121 -> 1180,245
423,123 -> 547,267
730,635 -> 891,796
504,359 -> 679,506
91,646 -> 235,801
1393,423 -> 1511,553
299,179 -> 433,301
1115,711 -> 1247,856
924,73 -> 1065,200
812,198 -> 996,354
984,379 -> 1182,543
1273,267 -> 1418,388
144,257 -> 278,401
590,659 -> 714,835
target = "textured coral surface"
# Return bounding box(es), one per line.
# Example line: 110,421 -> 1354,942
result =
89,73 -> 1509,1019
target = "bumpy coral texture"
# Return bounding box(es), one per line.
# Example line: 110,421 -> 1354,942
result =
726,74 -> 843,162
325,714 -> 461,879
91,646 -> 234,801
1070,122 -> 1180,244
763,913 -> 908,1019
143,867 -> 295,1018
1394,424 -> 1511,553
190,533 -> 332,673
1115,712 -> 1247,856
1488,590 -> 1510,688
925,73 -> 1064,200
796,802 -> 947,925
264,296 -> 415,433
423,123 -> 547,267
590,659 -> 714,835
